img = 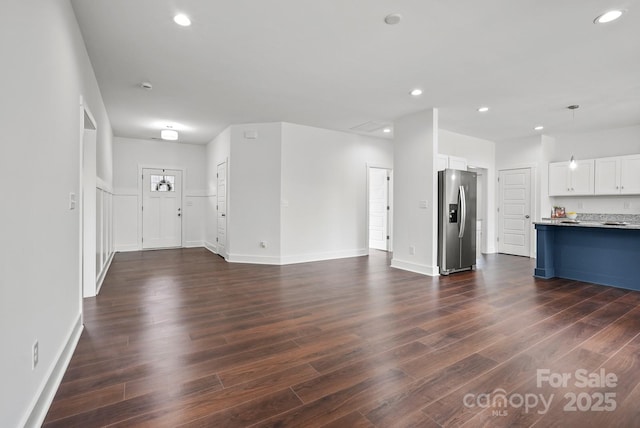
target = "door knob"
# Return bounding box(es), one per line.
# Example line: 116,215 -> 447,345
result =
178,213 -> 181,217
525,215 -> 530,219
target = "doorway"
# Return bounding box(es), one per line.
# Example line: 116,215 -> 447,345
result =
81,103 -> 97,298
498,167 -> 532,257
216,161 -> 227,258
141,168 -> 183,249
368,167 -> 392,251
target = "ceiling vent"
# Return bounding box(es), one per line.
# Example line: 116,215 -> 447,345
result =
350,121 -> 388,133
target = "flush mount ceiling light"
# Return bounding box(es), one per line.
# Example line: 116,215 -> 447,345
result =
534,125 -> 544,131
161,129 -> 179,140
383,127 -> 392,133
173,14 -> 192,26
384,13 -> 402,25
477,106 -> 489,113
410,88 -> 423,96
594,10 -> 624,24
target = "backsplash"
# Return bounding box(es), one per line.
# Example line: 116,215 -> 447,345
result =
575,213 -> 640,224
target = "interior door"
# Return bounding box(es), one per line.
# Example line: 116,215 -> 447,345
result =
142,168 -> 182,249
217,162 -> 227,257
499,168 -> 531,257
369,168 -> 389,251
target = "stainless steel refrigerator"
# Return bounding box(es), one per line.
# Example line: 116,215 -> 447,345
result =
438,169 -> 477,275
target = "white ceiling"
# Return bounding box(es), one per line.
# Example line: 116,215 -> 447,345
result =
71,0 -> 640,145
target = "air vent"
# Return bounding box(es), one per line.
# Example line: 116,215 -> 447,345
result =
350,121 -> 387,133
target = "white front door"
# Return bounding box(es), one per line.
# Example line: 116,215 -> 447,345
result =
142,168 -> 182,249
498,168 -> 532,257
217,162 -> 227,257
369,167 -> 390,251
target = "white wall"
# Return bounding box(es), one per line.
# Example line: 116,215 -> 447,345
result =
280,123 -> 393,263
228,124 -> 282,263
0,1 -> 113,426
391,109 -> 439,275
205,127 -> 230,252
439,129 -> 497,253
113,137 -> 207,250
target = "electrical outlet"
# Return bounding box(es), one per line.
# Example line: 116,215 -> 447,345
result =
577,202 -> 583,209
32,340 -> 38,369
409,246 -> 415,255
624,201 -> 631,210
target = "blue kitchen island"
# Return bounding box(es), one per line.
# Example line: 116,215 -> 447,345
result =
534,221 -> 640,291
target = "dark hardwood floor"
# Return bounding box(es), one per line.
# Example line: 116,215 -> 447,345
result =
43,249 -> 640,427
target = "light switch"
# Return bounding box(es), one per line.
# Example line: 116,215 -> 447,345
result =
69,193 -> 76,210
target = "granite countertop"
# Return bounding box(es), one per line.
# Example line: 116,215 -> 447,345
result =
534,219 -> 640,230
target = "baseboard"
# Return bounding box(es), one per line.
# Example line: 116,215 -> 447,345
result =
204,241 -> 218,255
22,314 -> 83,428
96,252 -> 114,295
227,253 -> 283,265
184,240 -> 204,248
115,244 -> 139,252
390,258 -> 439,276
279,248 -> 368,265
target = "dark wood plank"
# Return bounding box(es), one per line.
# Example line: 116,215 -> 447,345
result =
40,249 -> 640,427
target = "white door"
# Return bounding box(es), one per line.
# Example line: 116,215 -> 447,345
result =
369,168 -> 390,251
499,168 -> 531,257
142,168 -> 182,249
217,162 -> 227,257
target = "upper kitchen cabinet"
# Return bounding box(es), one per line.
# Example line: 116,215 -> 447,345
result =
548,160 -> 595,196
437,154 -> 467,172
595,155 -> 640,195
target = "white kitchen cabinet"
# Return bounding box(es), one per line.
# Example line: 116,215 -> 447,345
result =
596,154 -> 640,195
620,155 -> 640,194
437,154 -> 467,171
548,160 -> 594,196
594,157 -> 620,194
448,156 -> 468,171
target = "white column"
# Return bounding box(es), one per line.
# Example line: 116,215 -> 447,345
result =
391,108 -> 439,276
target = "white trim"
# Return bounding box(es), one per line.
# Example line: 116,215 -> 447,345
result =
278,248 -> 368,265
390,258 -> 440,276
96,251 -> 114,294
22,315 -> 83,428
113,188 -> 138,196
96,177 -> 113,194
227,254 -> 283,265
185,190 -> 208,197
184,240 -> 204,248
204,241 -> 219,254
115,244 -> 139,252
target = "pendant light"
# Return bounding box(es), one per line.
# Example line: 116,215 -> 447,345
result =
567,105 -> 579,169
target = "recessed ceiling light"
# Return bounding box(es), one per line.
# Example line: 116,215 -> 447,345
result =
410,88 -> 423,96
161,129 -> 179,140
173,14 -> 191,27
383,127 -> 392,133
594,10 -> 624,24
534,125 -> 544,131
477,106 -> 489,113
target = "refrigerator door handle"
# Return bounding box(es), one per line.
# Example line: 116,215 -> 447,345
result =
458,185 -> 466,238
